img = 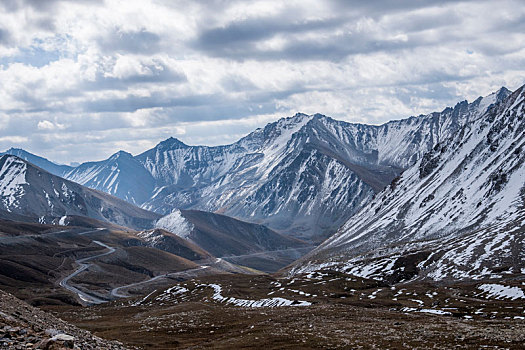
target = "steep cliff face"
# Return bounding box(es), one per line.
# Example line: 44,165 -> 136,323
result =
290,85 -> 525,282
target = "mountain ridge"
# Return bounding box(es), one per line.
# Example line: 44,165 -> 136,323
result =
288,84 -> 525,282
1,87 -> 513,240
0,154 -> 161,229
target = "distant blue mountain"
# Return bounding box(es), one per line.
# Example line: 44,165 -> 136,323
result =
0,148 -> 73,176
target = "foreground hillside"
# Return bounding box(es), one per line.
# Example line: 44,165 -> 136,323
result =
50,272 -> 525,349
0,289 -> 127,349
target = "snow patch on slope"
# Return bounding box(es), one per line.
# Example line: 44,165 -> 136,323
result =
155,209 -> 194,239
0,156 -> 28,211
201,283 -> 312,308
478,284 -> 525,300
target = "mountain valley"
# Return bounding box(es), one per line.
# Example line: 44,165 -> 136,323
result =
0,85 -> 524,349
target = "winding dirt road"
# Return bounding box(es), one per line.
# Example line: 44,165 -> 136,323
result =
110,266 -> 210,298
58,240 -> 115,304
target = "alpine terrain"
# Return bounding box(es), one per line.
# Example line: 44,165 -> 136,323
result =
2,87 -> 512,241
1,86 -> 524,349
0,155 -> 160,229
291,85 -> 525,283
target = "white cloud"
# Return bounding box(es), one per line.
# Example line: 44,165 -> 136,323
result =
0,136 -> 28,143
0,0 -> 523,163
37,120 -> 66,130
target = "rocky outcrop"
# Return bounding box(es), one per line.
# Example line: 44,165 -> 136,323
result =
0,289 -> 128,349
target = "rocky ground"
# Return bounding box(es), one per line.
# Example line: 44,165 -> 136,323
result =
0,289 -> 129,349
48,272 -> 525,349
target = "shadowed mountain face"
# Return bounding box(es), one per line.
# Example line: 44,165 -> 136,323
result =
63,151 -> 156,206
2,88 -> 512,241
182,210 -> 307,253
155,209 -> 311,272
290,85 -> 525,282
0,155 -> 160,230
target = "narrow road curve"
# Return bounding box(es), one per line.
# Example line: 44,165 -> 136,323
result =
58,240 -> 115,305
110,266 -> 210,298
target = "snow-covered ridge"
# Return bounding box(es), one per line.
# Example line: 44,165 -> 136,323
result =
0,156 -> 28,211
2,87 -> 514,241
155,210 -> 194,239
290,85 -> 525,281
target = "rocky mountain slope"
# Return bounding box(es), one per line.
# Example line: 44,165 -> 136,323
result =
0,155 -> 160,229
290,85 -> 525,282
2,88 -> 511,241
155,209 -> 310,272
0,289 -> 127,349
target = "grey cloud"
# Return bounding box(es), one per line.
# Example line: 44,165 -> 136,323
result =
98,28 -> 162,54
82,62 -> 187,91
219,75 -> 258,92
196,16 -> 343,49
192,11 -> 444,61
191,0 -> 493,62
0,0 -> 19,11
0,28 -> 11,45
78,83 -> 309,116
35,17 -> 56,31
0,0 -> 103,12
328,0 -> 475,17
195,30 -> 419,61
80,94 -> 263,117
389,9 -> 463,33
79,93 -> 221,114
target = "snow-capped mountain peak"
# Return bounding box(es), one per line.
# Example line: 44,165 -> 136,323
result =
290,84 -> 525,281
157,137 -> 189,150
64,150 -> 156,205
475,86 -> 511,114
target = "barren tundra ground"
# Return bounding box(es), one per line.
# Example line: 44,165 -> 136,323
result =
46,272 -> 525,349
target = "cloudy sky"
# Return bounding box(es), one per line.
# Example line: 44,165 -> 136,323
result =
0,0 -> 524,164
